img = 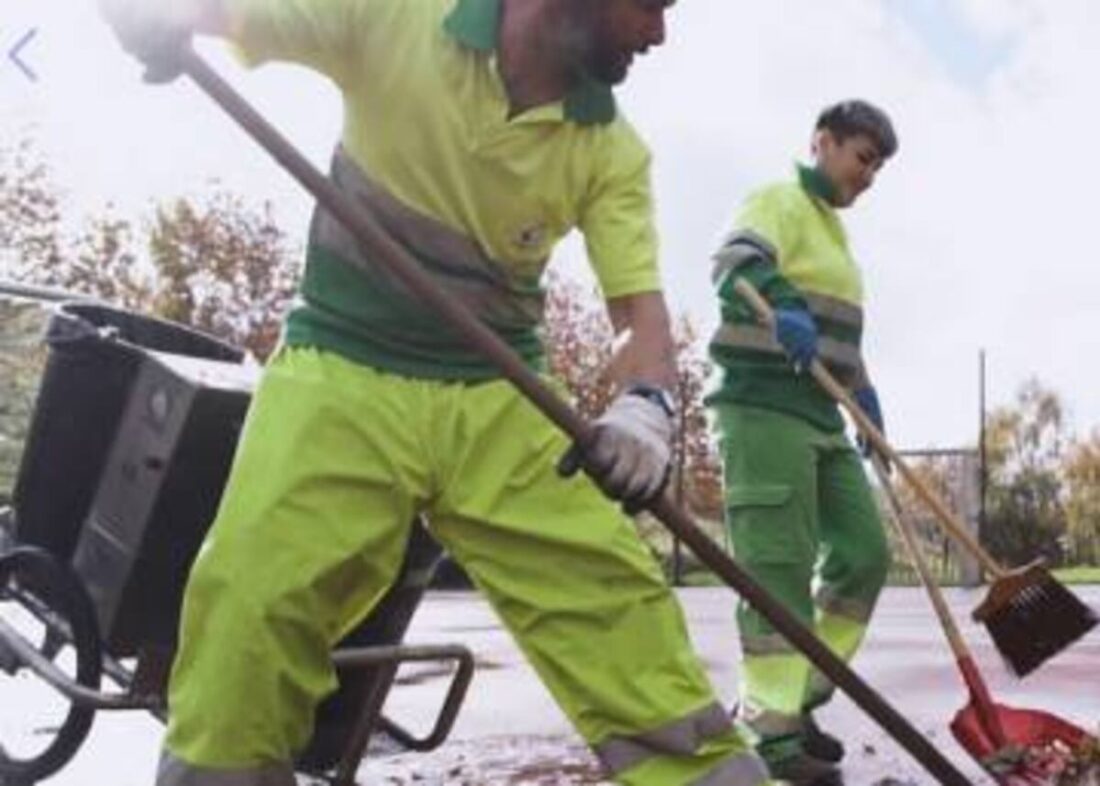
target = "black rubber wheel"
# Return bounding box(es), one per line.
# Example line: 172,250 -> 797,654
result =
0,547 -> 103,783
0,508 -> 13,557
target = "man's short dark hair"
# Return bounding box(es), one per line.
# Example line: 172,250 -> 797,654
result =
816,100 -> 899,159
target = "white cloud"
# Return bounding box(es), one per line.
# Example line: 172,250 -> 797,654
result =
613,0 -> 1100,449
3,0 -> 1100,451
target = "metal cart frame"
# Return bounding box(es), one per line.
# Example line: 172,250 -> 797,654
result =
0,301 -> 475,785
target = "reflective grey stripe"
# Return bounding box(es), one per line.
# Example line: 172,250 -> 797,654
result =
711,323 -> 777,354
803,291 -> 862,330
691,750 -> 771,786
710,324 -> 862,372
315,148 -> 545,330
594,702 -> 732,775
740,701 -> 803,738
740,632 -> 798,657
815,587 -> 874,622
157,752 -> 296,786
711,230 -> 777,285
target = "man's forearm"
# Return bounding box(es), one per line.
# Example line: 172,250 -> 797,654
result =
605,291 -> 677,392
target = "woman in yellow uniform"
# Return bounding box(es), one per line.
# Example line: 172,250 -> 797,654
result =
708,100 -> 899,784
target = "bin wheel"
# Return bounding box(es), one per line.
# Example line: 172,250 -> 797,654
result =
0,547 -> 103,783
0,509 -> 13,557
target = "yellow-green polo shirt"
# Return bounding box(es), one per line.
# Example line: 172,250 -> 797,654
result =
227,0 -> 661,379
707,165 -> 867,431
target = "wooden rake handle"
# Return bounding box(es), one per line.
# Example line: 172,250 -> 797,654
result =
175,48 -> 974,786
873,456 -> 1008,746
871,457 -> 971,661
733,279 -> 1005,580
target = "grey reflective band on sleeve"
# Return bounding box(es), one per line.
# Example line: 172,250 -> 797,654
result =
710,230 -> 778,285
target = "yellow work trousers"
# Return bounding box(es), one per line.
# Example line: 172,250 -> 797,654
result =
159,348 -> 769,786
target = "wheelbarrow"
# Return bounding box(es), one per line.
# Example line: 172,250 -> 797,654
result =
0,302 -> 474,785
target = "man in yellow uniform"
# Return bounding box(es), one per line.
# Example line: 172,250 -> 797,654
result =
707,100 -> 899,784
100,1 -> 771,784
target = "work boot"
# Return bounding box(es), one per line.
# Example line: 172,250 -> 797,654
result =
758,735 -> 842,785
802,713 -> 845,763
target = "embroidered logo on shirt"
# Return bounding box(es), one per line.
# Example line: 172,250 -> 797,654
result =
513,222 -> 548,251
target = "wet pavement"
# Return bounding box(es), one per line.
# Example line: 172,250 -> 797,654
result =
367,586 -> 1099,785
4,586 -> 1098,785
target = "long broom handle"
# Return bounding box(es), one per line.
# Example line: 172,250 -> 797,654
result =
871,458 -> 970,661
732,279 -> 1006,580
176,48 -> 973,786
872,457 -> 1008,746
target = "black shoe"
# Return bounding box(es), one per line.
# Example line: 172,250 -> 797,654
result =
803,713 -> 845,764
758,733 -> 842,786
765,749 -> 841,785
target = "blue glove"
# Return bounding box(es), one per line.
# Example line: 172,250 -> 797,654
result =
853,385 -> 885,459
774,308 -> 818,371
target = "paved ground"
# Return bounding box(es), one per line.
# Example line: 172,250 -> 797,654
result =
3,586 -> 1098,785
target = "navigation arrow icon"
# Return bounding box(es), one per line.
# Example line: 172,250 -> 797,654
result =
8,28 -> 37,82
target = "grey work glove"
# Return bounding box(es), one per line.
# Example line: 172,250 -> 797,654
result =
99,0 -> 195,82
557,387 -> 675,514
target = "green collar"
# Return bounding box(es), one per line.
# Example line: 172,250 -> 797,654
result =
797,163 -> 839,206
443,0 -> 617,126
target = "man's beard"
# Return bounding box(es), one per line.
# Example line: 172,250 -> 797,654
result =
587,45 -> 630,85
559,3 -> 629,85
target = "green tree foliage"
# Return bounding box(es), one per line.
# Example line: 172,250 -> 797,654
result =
0,300 -> 48,501
1064,432 -> 1100,565
981,379 -> 1069,567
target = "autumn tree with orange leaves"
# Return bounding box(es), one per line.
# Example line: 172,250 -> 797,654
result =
1064,432 -> 1100,565
543,271 -> 722,519
1,139 -> 299,360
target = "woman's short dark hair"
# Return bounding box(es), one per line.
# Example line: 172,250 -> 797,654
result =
816,100 -> 899,159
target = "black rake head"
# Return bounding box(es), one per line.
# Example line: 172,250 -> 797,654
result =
980,576 -> 1099,678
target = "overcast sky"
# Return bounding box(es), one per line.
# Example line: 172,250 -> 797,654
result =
2,0 -> 1099,452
